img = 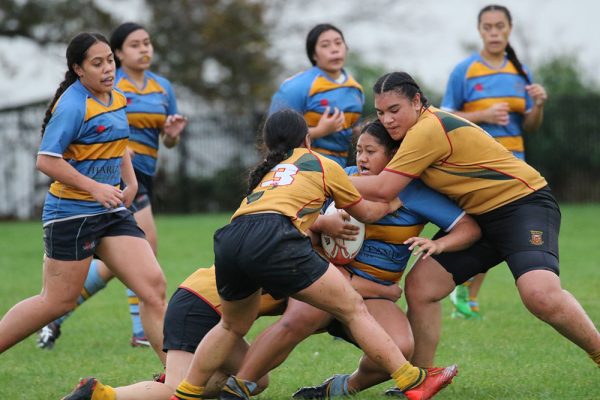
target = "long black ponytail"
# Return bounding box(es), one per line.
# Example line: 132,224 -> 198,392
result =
41,32 -> 110,136
478,5 -> 530,84
247,109 -> 308,195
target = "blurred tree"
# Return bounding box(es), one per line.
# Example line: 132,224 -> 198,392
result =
147,0 -> 280,109
534,55 -> 598,95
0,0 -> 115,43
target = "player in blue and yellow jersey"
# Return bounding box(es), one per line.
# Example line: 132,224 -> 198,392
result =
350,73 -> 600,385
0,33 -> 167,364
269,24 -> 364,167
166,110 -> 457,400
63,265 -> 285,400
224,120 -> 477,399
441,5 -> 548,318
38,22 -> 187,349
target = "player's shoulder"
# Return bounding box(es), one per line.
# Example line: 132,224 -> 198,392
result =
451,52 -> 480,75
145,70 -> 172,87
279,67 -> 320,90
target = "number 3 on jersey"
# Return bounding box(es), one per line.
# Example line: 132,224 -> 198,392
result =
261,163 -> 298,188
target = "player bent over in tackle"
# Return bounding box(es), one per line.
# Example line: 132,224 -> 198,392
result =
164,109 -> 457,400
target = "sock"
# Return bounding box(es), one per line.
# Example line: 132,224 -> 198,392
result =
173,379 -> 204,400
90,380 -> 116,400
326,374 -> 351,396
462,277 -> 473,288
391,362 -> 427,392
589,349 -> 600,367
55,259 -> 108,326
468,296 -> 479,312
127,288 -> 145,337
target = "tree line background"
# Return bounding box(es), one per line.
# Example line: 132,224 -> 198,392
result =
1,0 -> 598,219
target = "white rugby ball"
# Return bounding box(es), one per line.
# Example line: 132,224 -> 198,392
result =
320,202 -> 365,265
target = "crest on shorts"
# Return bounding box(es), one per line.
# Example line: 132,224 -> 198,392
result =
529,230 -> 544,246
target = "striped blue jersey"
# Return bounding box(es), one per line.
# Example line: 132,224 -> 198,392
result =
38,80 -> 129,224
344,166 -> 465,285
441,52 -> 534,159
115,69 -> 177,175
269,66 -> 364,166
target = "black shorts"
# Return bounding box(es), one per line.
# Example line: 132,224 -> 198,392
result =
214,213 -> 329,301
163,288 -> 221,353
432,186 -> 560,283
43,210 -> 145,261
128,170 -> 153,213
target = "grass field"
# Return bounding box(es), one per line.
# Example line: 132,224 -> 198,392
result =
1,205 -> 599,399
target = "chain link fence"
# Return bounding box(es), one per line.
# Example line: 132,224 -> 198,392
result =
1,95 -> 599,220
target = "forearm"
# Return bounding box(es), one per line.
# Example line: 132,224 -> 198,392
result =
120,151 -> 138,191
350,175 -> 392,202
522,106 -> 544,133
36,155 -> 97,193
452,110 -> 486,124
436,216 -> 481,253
308,126 -> 330,139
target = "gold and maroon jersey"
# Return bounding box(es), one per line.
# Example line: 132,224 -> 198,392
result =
232,148 -> 363,234
384,107 -> 547,214
179,265 -> 284,316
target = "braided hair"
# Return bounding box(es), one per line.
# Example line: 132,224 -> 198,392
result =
246,109 -> 308,195
478,5 -> 530,84
372,72 -> 429,108
41,32 -> 110,136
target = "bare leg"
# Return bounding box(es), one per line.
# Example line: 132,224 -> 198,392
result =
517,269 -> 600,353
237,298 -> 333,382
405,257 -> 456,367
347,299 -> 414,392
184,291 -> 262,387
0,256 -> 91,352
96,236 -> 167,363
293,265 -> 408,373
134,205 -> 158,255
468,273 -> 485,300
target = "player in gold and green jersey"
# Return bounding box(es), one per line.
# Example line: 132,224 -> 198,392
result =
165,109 -> 458,400
350,72 -> 600,387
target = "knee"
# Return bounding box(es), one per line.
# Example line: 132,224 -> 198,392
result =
139,271 -> 167,306
335,292 -> 369,325
279,315 -> 323,339
520,286 -> 563,320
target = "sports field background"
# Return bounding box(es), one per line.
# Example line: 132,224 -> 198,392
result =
0,205 -> 599,399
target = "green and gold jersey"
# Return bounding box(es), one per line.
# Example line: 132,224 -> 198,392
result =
385,107 -> 547,214
179,265 -> 284,316
232,148 -> 363,234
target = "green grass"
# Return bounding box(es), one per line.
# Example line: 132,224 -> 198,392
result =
1,205 -> 599,399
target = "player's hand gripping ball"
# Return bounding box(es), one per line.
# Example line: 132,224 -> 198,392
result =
321,203 -> 365,265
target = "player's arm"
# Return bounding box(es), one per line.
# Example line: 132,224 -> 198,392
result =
36,155 -> 123,208
338,268 -> 402,302
404,214 -> 481,259
350,170 -> 412,202
120,150 -> 138,208
310,211 -> 360,241
344,197 -> 401,224
309,106 -> 345,139
522,83 -> 547,133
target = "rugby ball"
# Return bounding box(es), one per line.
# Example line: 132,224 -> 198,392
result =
320,202 -> 365,265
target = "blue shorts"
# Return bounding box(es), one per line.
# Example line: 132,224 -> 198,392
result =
432,186 -> 560,283
128,169 -> 153,213
214,213 -> 329,301
43,210 -> 145,261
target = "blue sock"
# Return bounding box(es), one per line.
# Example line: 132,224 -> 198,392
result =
54,259 -> 108,326
127,288 -> 145,337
